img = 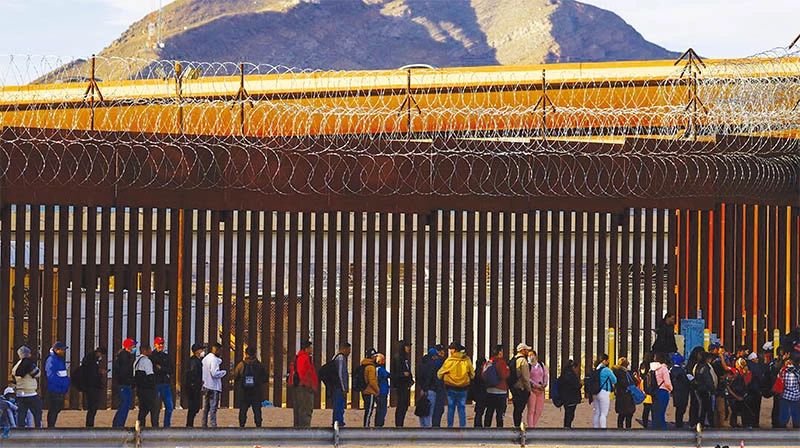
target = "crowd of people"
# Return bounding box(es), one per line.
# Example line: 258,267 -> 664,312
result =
1,319 -> 799,433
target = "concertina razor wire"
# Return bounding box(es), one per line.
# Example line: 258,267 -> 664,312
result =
0,47 -> 797,201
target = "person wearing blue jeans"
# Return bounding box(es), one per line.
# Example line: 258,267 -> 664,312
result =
418,390 -> 436,427
446,388 -> 468,428
330,343 -> 351,427
112,338 -> 137,428
151,337 -> 173,427
778,360 -> 800,429
112,385 -> 133,427
650,353 -> 673,430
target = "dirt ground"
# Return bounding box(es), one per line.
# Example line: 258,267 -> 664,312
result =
52,395 -> 778,429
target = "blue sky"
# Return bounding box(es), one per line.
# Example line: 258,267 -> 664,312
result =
0,0 -> 796,82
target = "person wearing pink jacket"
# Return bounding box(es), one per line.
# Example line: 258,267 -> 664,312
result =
650,352 -> 673,430
527,350 -> 548,428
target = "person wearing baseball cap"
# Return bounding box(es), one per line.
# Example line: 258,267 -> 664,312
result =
184,343 -> 205,427
151,336 -> 173,427
112,338 -> 137,427
0,386 -> 18,433
44,341 -> 69,427
359,348 -> 380,427
510,343 -> 532,428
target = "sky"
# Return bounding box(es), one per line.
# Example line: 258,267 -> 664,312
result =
0,0 -> 796,82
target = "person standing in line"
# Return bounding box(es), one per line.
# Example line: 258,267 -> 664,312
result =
591,354 -> 617,429
777,356 -> 800,428
44,341 -> 69,428
768,347 -> 787,428
650,352 -> 673,430
612,357 -> 636,429
745,351 -> 764,428
431,344 -> 447,427
291,341 -> 318,428
0,387 -> 18,434
184,343 -> 205,427
670,354 -> 690,428
375,353 -> 391,428
233,345 -> 268,427
11,346 -> 42,428
527,349 -> 548,428
78,347 -> 107,427
390,340 -> 413,427
509,343 -> 532,428
359,348 -> 380,427
134,344 -> 160,428
111,338 -> 137,427
150,336 -> 173,428
415,347 -> 440,427
651,312 -> 678,355
483,345 -> 510,428
558,360 -> 582,428
471,357 -> 488,427
637,360 -> 653,428
201,342 -> 227,428
437,343 -> 474,428
330,342 -> 351,428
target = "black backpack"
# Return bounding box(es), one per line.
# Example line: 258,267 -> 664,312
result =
242,362 -> 258,389
507,356 -> 522,388
352,364 -> 369,392
644,370 -> 660,396
585,367 -> 608,397
71,364 -> 86,392
319,353 -> 343,389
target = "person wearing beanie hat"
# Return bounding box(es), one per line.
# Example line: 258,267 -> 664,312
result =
77,347 -> 107,427
415,347 -> 440,427
184,343 -> 205,427
44,341 -> 69,427
112,338 -> 137,427
233,345 -> 268,428
359,348 -> 380,427
151,336 -> 173,427
669,353 -> 690,428
11,345 -> 42,428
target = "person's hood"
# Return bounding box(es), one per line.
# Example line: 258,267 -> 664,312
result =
650,361 -> 663,371
361,358 -> 376,366
243,357 -> 259,364
449,351 -> 468,361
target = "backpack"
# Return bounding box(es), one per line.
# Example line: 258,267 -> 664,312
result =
482,361 -> 501,388
551,377 -> 563,408
71,364 -> 86,392
414,393 -> 431,417
585,367 -> 605,396
286,360 -> 301,387
319,354 -> 343,389
507,356 -> 522,389
242,362 -> 257,389
352,364 -> 369,392
626,372 -> 645,404
644,370 -> 661,396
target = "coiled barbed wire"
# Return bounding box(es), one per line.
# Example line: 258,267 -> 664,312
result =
0,48 -> 798,201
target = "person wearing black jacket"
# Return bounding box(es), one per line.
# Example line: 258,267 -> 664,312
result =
78,347 -> 107,427
651,312 -> 678,355
612,358 -> 636,428
151,336 -> 173,427
415,347 -> 439,427
391,340 -> 414,427
112,338 -> 137,428
745,352 -> 764,428
558,359 -> 582,428
185,343 -> 205,427
233,346 -> 268,427
470,357 -> 488,427
134,345 -> 160,428
670,354 -> 691,428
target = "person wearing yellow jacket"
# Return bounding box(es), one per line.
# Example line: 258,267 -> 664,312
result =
360,349 -> 380,427
437,342 -> 475,428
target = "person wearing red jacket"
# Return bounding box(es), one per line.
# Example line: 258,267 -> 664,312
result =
292,341 -> 319,427
483,345 -> 511,427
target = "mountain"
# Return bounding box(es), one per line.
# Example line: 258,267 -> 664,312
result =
43,0 -> 679,81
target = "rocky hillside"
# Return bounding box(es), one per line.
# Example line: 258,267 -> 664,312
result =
44,0 -> 678,81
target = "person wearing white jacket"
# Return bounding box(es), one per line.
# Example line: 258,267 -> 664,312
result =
201,343 -> 227,428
